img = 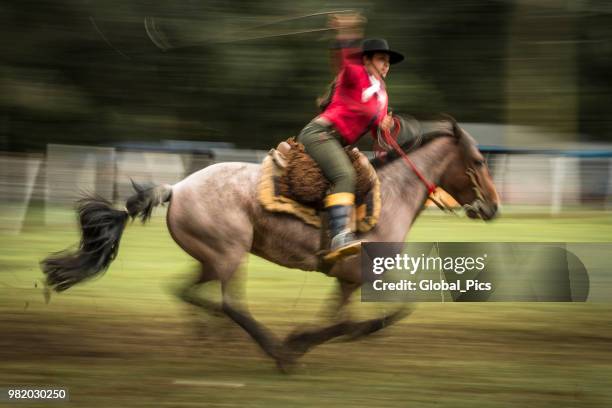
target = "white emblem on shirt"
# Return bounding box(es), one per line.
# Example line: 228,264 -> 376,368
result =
362,74 -> 387,106
361,75 -> 379,102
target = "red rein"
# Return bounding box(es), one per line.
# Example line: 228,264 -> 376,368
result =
381,117 -> 437,195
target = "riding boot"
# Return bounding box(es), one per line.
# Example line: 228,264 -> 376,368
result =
323,193 -> 362,262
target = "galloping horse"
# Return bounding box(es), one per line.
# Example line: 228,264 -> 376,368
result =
42,115 -> 499,369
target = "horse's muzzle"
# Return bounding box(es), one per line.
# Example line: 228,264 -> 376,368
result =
464,200 -> 498,221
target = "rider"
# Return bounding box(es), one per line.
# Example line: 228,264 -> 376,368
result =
297,13 -> 404,262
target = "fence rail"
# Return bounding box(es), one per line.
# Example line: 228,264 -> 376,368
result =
1,143 -> 611,233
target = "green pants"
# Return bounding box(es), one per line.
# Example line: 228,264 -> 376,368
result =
297,120 -> 355,195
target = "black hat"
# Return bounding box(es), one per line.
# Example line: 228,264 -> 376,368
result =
352,38 -> 404,65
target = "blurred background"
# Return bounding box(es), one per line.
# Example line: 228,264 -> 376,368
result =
1,0 -> 612,224
1,1 -> 612,407
2,0 -> 612,150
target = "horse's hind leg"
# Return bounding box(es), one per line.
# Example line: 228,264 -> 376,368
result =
220,278 -> 285,365
177,251 -> 283,363
169,213 -> 284,367
174,263 -> 223,317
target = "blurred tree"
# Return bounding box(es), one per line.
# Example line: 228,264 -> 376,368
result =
0,0 -> 610,152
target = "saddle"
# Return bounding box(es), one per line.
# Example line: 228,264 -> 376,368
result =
258,138 -> 381,232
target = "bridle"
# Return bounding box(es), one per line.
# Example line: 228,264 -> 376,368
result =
462,167 -> 489,219
379,116 -> 488,217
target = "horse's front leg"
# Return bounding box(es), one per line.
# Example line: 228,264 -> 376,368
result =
326,255 -> 362,316
284,305 -> 411,361
284,256 -> 412,362
317,278 -> 361,321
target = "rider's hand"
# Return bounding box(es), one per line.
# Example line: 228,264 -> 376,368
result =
329,12 -> 366,40
379,113 -> 394,132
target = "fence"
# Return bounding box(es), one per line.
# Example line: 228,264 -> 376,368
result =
1,142 -> 611,233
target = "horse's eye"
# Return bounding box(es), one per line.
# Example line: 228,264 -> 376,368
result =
474,159 -> 485,167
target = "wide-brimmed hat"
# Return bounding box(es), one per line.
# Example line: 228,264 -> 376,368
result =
351,38 -> 404,64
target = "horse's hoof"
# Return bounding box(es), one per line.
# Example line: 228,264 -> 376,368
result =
271,346 -> 297,374
274,357 -> 295,374
283,332 -> 313,359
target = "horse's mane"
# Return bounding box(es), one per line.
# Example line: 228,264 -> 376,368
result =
370,113 -> 461,169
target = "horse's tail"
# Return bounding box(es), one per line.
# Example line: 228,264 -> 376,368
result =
41,181 -> 172,292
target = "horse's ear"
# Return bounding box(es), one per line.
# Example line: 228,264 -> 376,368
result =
440,114 -> 460,139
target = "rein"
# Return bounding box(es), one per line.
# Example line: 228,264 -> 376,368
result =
380,117 -> 457,213
381,117 -> 437,195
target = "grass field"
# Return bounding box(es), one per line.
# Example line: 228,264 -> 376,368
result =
1,209 -> 612,407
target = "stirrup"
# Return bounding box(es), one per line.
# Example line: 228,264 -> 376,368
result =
324,230 -> 362,262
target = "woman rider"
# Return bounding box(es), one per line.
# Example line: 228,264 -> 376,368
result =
297,14 -> 404,262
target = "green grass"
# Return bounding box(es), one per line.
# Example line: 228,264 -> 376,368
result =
1,208 -> 612,407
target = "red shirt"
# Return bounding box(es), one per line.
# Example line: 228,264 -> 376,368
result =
320,47 -> 388,144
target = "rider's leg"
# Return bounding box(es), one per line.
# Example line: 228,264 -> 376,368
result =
298,119 -> 361,261
323,192 -> 361,261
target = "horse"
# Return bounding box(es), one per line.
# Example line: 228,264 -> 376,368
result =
41,115 -> 500,370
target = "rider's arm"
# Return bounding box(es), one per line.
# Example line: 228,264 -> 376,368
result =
328,13 -> 364,75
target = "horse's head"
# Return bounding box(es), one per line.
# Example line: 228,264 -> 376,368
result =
373,114 -> 500,220
438,124 -> 500,220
